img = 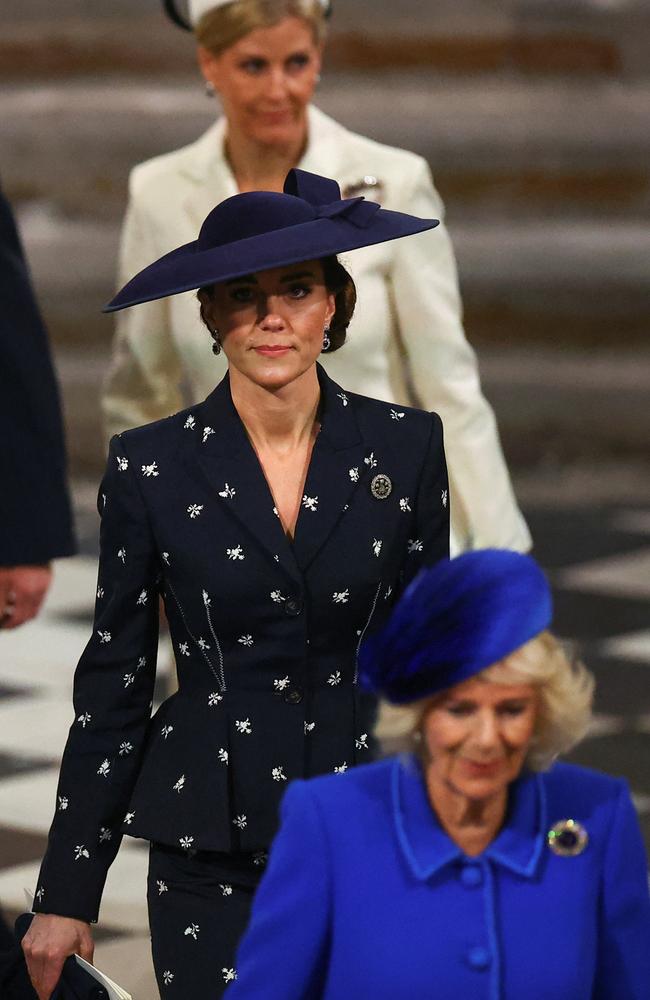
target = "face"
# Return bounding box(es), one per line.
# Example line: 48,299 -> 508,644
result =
198,18 -> 322,148
421,676 -> 538,804
202,260 -> 335,391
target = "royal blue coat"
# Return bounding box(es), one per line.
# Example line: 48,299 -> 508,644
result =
34,367 -> 448,923
228,756 -> 650,999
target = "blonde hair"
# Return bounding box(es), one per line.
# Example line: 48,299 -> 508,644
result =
195,0 -> 327,55
376,631 -> 594,771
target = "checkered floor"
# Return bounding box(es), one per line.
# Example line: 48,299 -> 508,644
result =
1,498 -> 648,997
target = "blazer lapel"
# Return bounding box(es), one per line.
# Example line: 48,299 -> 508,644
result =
194,377 -> 300,585
181,118 -> 238,233
292,366 -> 370,572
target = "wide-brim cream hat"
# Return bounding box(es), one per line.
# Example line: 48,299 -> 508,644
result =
162,0 -> 331,31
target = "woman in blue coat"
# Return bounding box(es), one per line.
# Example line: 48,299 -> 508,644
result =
23,169 -> 448,999
228,550 -> 650,998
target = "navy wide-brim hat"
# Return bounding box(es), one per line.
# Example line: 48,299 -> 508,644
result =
358,549 -> 553,704
104,168 -> 439,312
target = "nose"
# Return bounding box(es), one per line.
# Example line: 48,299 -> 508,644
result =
266,67 -> 289,102
258,295 -> 287,331
472,708 -> 500,753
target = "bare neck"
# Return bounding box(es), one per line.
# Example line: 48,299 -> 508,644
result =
425,772 -> 508,858
225,119 -> 308,193
229,366 -> 321,454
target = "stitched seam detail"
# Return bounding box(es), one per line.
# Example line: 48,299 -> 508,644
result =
354,580 -> 382,684
167,580 -> 226,692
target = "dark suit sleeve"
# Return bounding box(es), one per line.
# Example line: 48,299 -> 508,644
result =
594,781 -> 650,997
228,782 -> 331,998
405,412 -> 449,582
33,436 -> 159,922
0,188 -> 75,564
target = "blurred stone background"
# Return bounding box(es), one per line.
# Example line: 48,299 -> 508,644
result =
1,2 -> 649,996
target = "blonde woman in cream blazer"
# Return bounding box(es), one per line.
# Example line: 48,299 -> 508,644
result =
103,104 -> 529,554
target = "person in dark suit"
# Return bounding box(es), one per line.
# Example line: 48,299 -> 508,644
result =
23,170 -> 449,998
0,186 -> 75,628
228,551 -> 650,999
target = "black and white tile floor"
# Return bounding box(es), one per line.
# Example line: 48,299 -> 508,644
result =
0,497 -> 648,997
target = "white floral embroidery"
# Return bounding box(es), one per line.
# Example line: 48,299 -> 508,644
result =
332,590 -> 349,604
226,545 -> 245,561
408,538 -> 423,553
162,551 -> 170,565
124,811 -> 135,825
178,641 -> 190,657
334,763 -> 348,774
179,836 -> 194,850
102,493 -> 107,508
163,970 -> 174,985
173,775 -> 185,792
187,503 -> 204,519
272,506 -> 279,518
96,587 -> 104,599
233,814 -> 247,830
238,634 -> 254,647
77,712 -> 91,728
270,589 -> 285,603
123,672 -> 135,688
208,691 -> 222,706
372,539 -> 382,557
97,630 -> 112,644
273,554 -> 280,562
441,488 -> 448,508
136,589 -> 148,606
157,880 -> 168,895
355,733 -> 369,750
58,795 -> 68,811
202,426 -> 215,443
97,759 -> 111,777
390,409 -> 405,421
117,547 -> 126,564
302,495 -> 318,512
222,968 -> 238,983
304,721 -> 316,734
142,462 -> 159,478
119,741 -> 133,755
36,886 -> 45,903
217,748 -> 229,764
197,637 -> 211,651
99,827 -> 112,843
202,590 -> 211,608
253,851 -> 268,866
384,585 -> 393,600
184,923 -> 200,940
161,725 -> 174,739
220,884 -> 233,896
272,766 -> 287,782
236,718 -> 252,735
184,415 -> 196,430
328,671 -> 342,686
273,676 -> 290,691
349,466 -> 360,482
74,845 -> 90,861
137,656 -> 146,669
337,392 -> 349,406
399,497 -> 412,512
364,452 -> 378,469
117,456 -> 129,471
219,483 -> 236,499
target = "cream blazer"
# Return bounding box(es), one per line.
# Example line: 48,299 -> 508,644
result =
102,106 -> 530,554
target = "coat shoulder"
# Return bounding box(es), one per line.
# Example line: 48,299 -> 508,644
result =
294,758 -> 394,817
348,390 -> 440,444
127,124 -> 220,204
114,402 -> 200,457
542,761 -> 626,821
315,108 -> 427,184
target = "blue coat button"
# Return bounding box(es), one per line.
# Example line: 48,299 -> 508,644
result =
466,946 -> 491,971
460,864 -> 483,888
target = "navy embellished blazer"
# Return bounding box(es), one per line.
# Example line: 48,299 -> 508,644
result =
34,366 -> 449,922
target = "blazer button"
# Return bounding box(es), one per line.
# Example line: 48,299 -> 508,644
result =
459,864 -> 483,888
284,688 -> 303,705
284,597 -> 303,617
466,946 -> 491,971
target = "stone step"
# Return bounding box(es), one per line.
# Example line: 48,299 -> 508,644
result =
2,77 -> 649,220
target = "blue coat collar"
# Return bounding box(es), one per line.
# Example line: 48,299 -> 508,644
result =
391,754 -> 547,881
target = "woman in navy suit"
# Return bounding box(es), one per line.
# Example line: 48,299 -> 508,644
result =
23,169 -> 449,998
229,550 -> 650,998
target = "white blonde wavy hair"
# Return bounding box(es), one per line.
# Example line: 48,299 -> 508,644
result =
376,631 -> 594,771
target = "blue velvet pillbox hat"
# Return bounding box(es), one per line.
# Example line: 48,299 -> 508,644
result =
358,549 -> 553,704
104,168 -> 438,312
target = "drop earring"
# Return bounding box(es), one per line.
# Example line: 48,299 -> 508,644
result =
205,80 -> 215,98
322,325 -> 331,352
211,328 -> 221,355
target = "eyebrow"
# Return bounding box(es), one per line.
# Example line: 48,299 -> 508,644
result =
225,270 -> 316,287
